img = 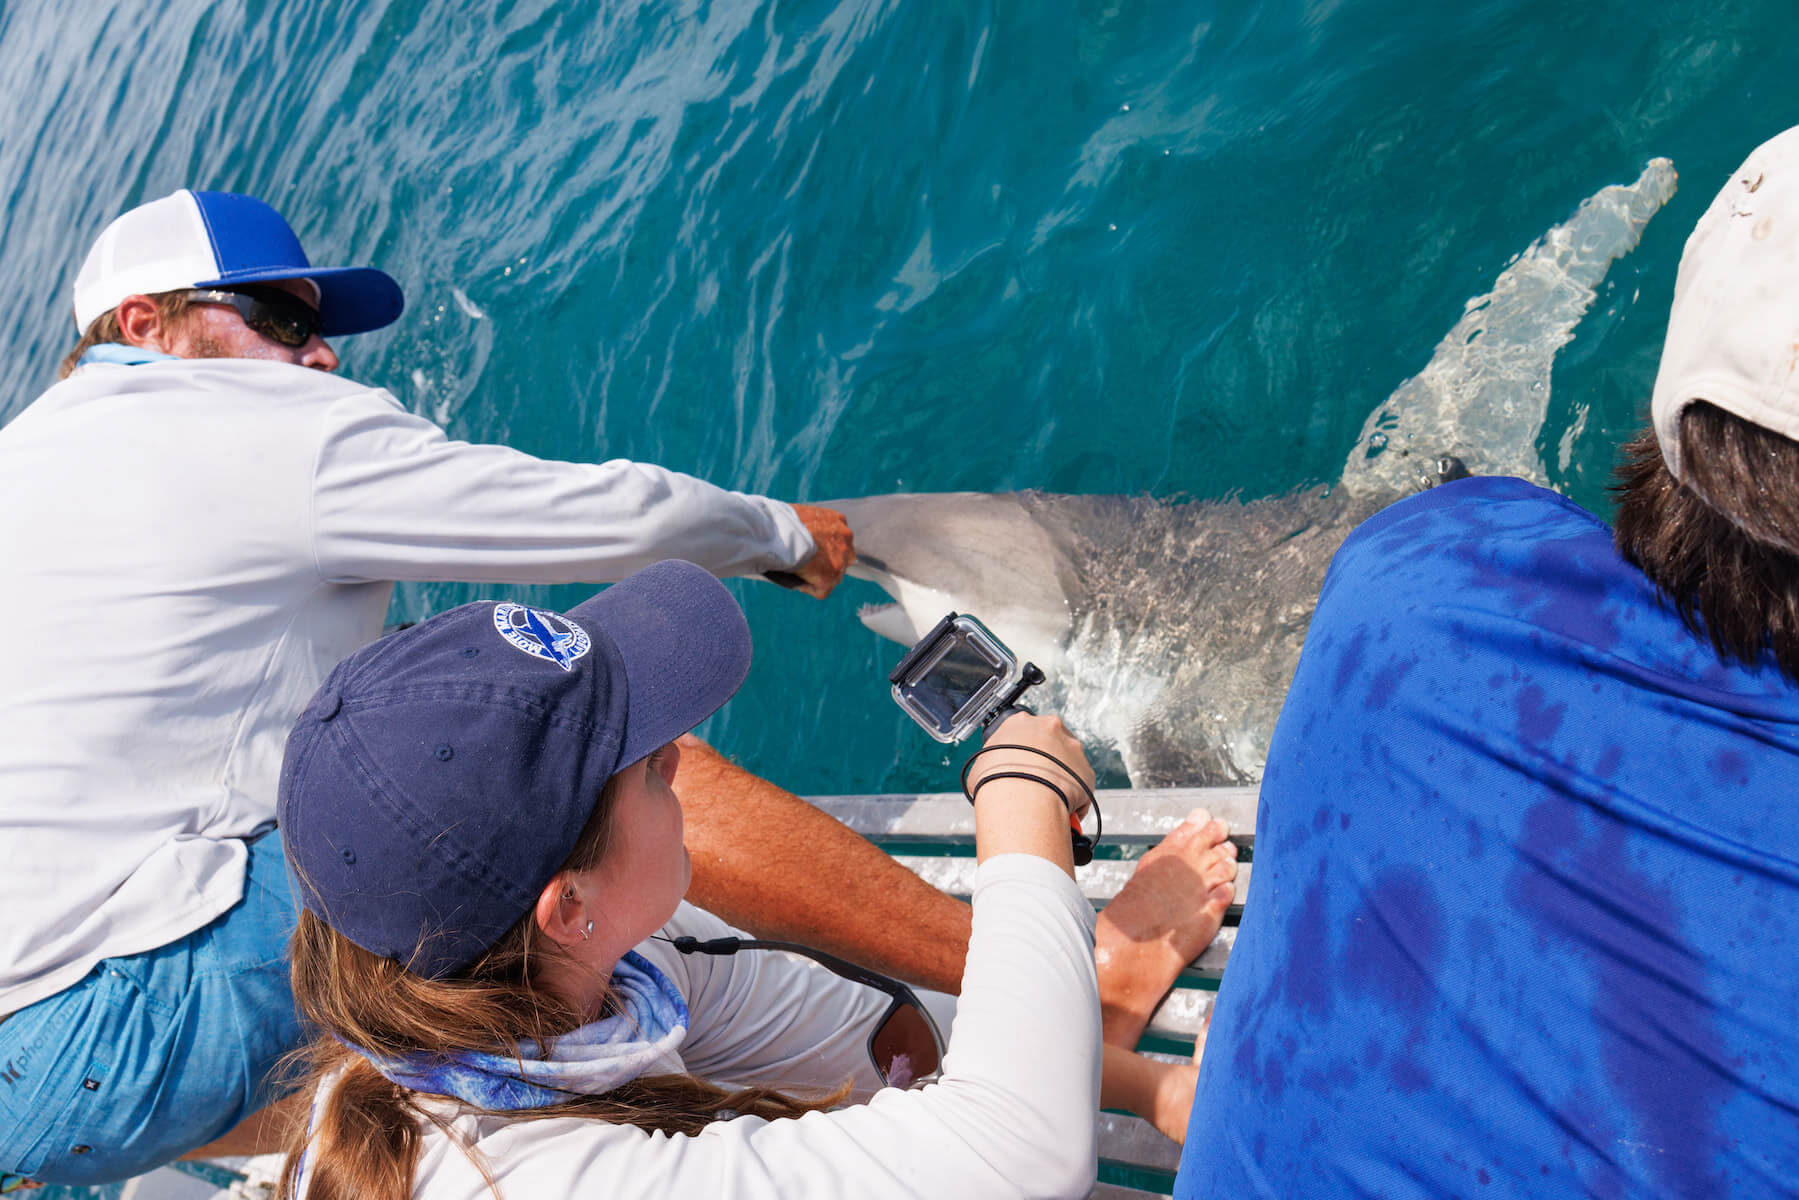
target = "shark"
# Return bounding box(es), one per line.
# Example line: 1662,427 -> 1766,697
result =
831,158 -> 1679,787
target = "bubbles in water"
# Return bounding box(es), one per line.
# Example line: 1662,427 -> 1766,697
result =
1055,614 -> 1171,775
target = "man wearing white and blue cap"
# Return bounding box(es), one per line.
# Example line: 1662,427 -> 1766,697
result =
0,187 -> 896,1185
67,188 -> 407,359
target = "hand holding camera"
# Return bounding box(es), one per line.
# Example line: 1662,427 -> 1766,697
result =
888,613 -> 1101,865
966,712 -> 1095,823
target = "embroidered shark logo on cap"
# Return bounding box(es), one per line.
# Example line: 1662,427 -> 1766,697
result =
493,603 -> 592,671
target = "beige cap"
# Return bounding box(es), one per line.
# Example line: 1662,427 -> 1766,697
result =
1653,126 -> 1799,480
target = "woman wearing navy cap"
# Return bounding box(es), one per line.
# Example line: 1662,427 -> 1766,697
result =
275,559 -> 1131,1199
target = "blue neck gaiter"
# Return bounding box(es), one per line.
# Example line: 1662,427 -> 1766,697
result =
78,344 -> 179,368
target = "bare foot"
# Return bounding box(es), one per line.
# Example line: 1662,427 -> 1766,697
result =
1150,1010 -> 1213,1144
1153,1055 -> 1201,1144
1095,809 -> 1237,1047
1101,1043 -> 1200,1145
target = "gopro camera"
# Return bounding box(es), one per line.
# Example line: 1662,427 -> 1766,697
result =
889,613 -> 1044,743
888,613 -> 1093,865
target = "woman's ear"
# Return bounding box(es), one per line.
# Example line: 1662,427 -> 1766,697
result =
533,874 -> 588,947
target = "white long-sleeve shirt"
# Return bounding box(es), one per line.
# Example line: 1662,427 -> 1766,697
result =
0,357 -> 815,1013
375,857 -> 1099,1200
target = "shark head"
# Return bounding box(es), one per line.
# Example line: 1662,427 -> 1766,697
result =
827,492 -> 1086,676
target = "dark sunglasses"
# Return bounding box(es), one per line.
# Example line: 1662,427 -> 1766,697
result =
665,934 -> 945,1089
179,284 -> 323,348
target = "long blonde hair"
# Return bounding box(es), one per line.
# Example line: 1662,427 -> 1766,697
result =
278,783 -> 847,1200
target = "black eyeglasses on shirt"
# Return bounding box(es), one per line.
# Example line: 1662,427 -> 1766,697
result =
663,934 -> 946,1089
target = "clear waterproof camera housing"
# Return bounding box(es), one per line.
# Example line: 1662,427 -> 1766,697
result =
889,614 -> 1026,743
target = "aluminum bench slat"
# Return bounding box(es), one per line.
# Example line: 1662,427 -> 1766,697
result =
813,787 -> 1259,994
1098,1110 -> 1183,1174
805,787 -> 1260,840
890,855 -> 1251,918
1142,982 -> 1217,1042
891,855 -> 1240,980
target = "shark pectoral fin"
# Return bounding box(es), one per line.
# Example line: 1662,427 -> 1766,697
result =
858,601 -> 928,646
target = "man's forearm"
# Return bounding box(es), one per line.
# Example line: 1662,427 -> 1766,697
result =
674,735 -> 974,995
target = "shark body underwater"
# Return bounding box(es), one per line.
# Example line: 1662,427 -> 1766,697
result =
832,159 -> 1679,787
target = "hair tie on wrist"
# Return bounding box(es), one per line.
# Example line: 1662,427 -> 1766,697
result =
960,743 -> 1099,814
966,770 -> 1072,812
958,743 -> 1105,860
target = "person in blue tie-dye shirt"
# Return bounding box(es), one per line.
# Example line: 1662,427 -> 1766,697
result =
1178,128 -> 1799,1198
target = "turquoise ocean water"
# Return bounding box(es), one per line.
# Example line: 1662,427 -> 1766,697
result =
5,1 -> 1799,1195
8,1 -> 1799,801
4,3 -> 1799,791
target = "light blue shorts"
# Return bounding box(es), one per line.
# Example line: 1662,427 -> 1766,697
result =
0,830 -> 303,1186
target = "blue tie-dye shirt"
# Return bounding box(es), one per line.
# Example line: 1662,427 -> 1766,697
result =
1178,476 -> 1799,1199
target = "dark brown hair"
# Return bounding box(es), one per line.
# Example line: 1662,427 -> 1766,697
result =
1613,401 -> 1799,681
279,783 -> 846,1200
57,292 -> 195,379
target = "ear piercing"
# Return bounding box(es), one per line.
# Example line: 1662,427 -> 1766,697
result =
581,920 -> 594,940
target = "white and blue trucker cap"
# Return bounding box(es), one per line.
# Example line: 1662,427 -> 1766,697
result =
72,189 -> 404,337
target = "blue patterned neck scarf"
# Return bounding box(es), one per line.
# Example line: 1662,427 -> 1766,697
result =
77,343 -> 179,367
346,951 -> 691,1109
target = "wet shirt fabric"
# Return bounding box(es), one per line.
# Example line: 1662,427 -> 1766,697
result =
1177,477 -> 1799,1199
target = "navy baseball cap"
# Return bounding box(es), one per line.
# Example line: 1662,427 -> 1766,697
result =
72,189 -> 404,337
277,561 -> 752,978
